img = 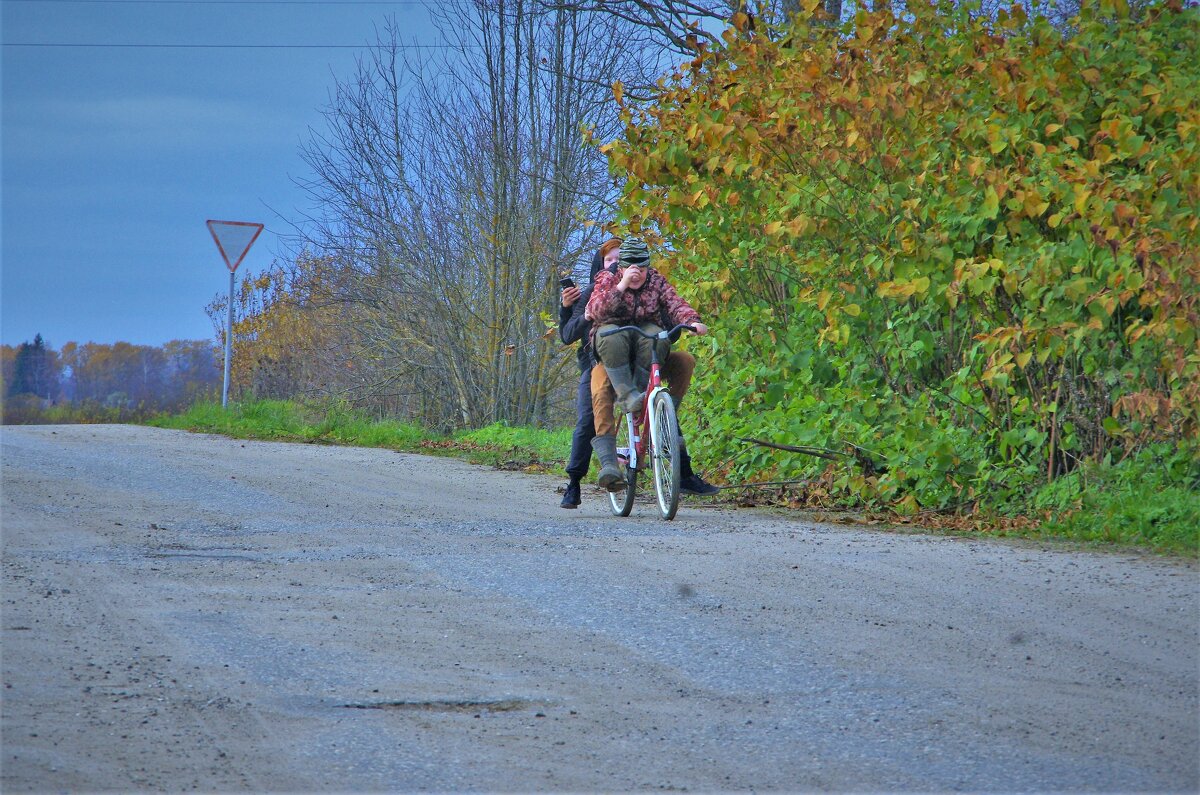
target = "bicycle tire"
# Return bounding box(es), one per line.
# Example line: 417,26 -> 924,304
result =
650,390 -> 681,520
608,412 -> 638,517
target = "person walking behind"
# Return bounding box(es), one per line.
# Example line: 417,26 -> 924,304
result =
556,239 -> 621,508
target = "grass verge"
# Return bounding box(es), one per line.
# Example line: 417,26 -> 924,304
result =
147,399 -> 570,473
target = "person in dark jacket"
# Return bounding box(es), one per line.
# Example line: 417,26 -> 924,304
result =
557,238 -> 718,508
556,239 -> 620,507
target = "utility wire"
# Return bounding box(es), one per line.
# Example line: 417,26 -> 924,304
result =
6,0 -> 425,4
4,42 -> 462,48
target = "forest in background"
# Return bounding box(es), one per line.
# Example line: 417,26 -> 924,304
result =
1,335 -> 220,423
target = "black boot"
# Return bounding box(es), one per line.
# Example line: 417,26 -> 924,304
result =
560,480 -> 581,508
678,437 -> 719,495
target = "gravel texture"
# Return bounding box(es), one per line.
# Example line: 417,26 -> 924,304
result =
2,424 -> 1197,792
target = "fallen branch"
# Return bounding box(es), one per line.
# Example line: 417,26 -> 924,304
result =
737,438 -> 842,461
719,478 -> 814,490
739,437 -> 888,475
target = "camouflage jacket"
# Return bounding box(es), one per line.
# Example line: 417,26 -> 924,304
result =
584,268 -> 701,334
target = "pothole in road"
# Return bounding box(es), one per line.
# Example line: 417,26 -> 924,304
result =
340,698 -> 542,714
146,550 -> 262,563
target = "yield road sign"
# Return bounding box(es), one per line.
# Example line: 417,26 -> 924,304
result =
206,220 -> 264,273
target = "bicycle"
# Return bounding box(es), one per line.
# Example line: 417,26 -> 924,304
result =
598,323 -> 697,520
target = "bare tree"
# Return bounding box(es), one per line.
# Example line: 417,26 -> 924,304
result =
293,3 -> 639,428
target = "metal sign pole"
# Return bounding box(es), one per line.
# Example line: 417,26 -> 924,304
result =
223,269 -> 234,408
206,219 -> 263,411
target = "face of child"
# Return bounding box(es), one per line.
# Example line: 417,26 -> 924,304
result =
603,249 -> 621,271
623,263 -> 648,289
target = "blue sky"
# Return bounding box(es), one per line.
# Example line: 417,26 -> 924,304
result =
2,0 -> 436,349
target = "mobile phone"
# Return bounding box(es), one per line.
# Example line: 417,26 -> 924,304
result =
559,277 -> 576,289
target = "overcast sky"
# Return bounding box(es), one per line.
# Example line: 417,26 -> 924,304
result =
2,0 -> 437,349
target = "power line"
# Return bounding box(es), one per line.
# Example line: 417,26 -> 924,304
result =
4,41 -> 461,48
5,0 -> 425,4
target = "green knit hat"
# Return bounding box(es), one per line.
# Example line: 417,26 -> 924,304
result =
618,237 -> 650,269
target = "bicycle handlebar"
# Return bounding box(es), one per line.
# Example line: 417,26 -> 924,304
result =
598,323 -> 697,341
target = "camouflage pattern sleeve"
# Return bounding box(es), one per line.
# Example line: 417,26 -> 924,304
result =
585,269 -> 625,324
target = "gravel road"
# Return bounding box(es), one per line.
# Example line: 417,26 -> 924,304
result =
2,424 -> 1197,792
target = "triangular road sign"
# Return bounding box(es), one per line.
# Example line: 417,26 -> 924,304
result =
206,219 -> 264,273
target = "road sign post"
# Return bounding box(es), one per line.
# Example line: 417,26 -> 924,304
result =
206,220 -> 264,408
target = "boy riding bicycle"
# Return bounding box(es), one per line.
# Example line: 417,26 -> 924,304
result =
585,238 -> 709,490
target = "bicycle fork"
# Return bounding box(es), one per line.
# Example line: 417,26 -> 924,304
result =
616,412 -> 640,471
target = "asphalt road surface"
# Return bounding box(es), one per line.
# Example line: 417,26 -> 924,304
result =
2,424 -> 1197,792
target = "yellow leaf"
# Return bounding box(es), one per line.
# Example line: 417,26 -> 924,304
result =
878,281 -> 917,300
1044,123 -> 1062,135
842,303 -> 861,317
982,186 -> 1000,219
1073,188 -> 1091,215
787,216 -> 812,236
847,130 -> 860,147
765,221 -> 783,236
612,80 -> 624,105
1015,350 -> 1032,369
816,289 -> 832,311
1023,192 -> 1049,218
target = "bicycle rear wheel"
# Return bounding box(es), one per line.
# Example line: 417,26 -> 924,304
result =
650,390 -> 681,520
607,412 -> 638,516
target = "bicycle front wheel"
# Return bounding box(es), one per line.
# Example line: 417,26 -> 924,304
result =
650,390 -> 681,520
607,412 -> 638,517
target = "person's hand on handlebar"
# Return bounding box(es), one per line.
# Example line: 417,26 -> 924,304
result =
691,322 -> 709,336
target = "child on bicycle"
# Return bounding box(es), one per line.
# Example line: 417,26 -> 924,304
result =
585,237 -> 708,489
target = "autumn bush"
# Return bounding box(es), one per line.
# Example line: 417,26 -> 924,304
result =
603,0 -> 1199,518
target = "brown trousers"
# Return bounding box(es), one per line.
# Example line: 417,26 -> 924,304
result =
590,350 -> 695,437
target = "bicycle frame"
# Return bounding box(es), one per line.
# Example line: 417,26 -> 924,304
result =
619,361 -> 668,474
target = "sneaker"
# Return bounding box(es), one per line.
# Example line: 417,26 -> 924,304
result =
560,481 -> 581,509
680,474 -> 719,496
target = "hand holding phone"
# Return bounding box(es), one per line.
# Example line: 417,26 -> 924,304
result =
560,277 -> 580,308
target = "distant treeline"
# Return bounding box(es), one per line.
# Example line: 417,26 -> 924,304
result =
1,334 -> 221,424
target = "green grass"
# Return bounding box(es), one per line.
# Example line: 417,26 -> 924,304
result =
147,399 -> 570,471
148,399 -> 436,449
1026,444 -> 1199,556
454,422 -> 573,469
